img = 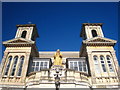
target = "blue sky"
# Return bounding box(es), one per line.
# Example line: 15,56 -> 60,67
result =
2,2 -> 119,64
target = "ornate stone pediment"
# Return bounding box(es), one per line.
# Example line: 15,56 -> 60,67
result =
84,37 -> 116,43
83,37 -> 117,46
3,38 -> 35,45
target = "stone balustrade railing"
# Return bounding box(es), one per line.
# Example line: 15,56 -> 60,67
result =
95,77 -> 119,84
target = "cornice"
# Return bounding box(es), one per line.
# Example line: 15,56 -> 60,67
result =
16,24 -> 36,27
83,42 -> 115,46
82,23 -> 103,26
3,43 -> 35,47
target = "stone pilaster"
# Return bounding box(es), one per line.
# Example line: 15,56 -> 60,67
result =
21,52 -> 30,83
87,52 -> 94,76
110,51 -> 119,76
87,51 -> 96,84
0,52 -> 8,77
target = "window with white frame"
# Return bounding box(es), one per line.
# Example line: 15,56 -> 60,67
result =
11,56 -> 18,76
83,62 -> 87,72
93,55 -> 100,73
106,55 -> 114,72
17,56 -> 24,76
69,61 -> 87,72
32,61 -> 49,72
100,55 -> 107,72
4,56 -> 12,76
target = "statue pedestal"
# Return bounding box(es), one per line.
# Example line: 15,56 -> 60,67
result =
52,65 -> 64,68
49,65 -> 66,78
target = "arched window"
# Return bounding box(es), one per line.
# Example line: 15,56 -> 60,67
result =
106,55 -> 114,72
100,55 -> 106,72
93,55 -> 98,62
100,55 -> 104,60
4,56 -> 12,75
93,55 -> 100,73
21,31 -> 27,38
17,56 -> 24,76
11,56 -> 18,76
106,55 -> 111,60
92,30 -> 97,37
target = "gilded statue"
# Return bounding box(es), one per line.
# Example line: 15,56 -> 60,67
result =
53,49 -> 62,66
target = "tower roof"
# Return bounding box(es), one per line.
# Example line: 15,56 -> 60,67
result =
16,24 -> 36,27
82,23 -> 103,26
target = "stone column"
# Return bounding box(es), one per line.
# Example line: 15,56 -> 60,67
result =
21,52 -> 31,83
87,51 -> 96,84
0,52 -> 8,77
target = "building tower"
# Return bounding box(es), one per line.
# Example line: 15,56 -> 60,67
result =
80,23 -> 119,88
0,24 -> 39,87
